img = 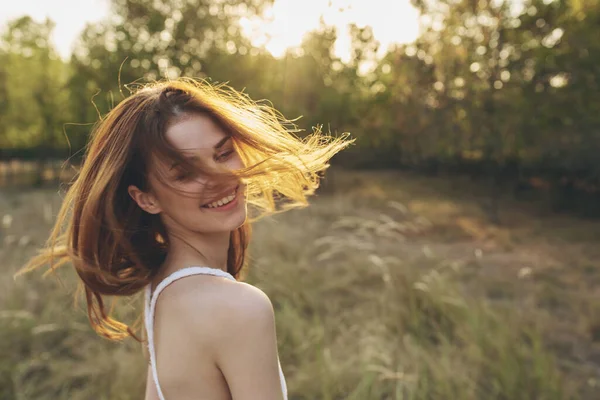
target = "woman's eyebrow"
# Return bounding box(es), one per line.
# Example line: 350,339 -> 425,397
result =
170,154 -> 197,170
214,136 -> 231,149
169,137 -> 231,169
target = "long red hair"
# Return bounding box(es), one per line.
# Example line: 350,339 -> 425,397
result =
17,78 -> 353,341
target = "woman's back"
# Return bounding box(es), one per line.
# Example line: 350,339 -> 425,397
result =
144,266 -> 288,400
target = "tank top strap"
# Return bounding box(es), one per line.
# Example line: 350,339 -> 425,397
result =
144,266 -> 287,399
144,266 -> 236,400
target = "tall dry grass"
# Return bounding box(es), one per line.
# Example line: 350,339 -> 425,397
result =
0,171 -> 576,399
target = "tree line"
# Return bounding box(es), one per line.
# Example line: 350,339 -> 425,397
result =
0,0 -> 598,215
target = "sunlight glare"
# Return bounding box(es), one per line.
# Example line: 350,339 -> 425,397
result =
1,0 -> 109,59
240,0 -> 420,62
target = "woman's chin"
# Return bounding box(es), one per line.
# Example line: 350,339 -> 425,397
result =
203,206 -> 247,233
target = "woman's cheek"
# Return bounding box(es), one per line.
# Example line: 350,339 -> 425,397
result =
161,184 -> 200,207
229,153 -> 244,170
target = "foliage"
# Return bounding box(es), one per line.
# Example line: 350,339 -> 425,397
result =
0,17 -> 70,151
1,0 -> 598,194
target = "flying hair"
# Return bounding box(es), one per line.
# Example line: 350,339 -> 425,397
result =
15,78 -> 354,341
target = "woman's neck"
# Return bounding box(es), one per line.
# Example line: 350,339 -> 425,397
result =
155,230 -> 231,285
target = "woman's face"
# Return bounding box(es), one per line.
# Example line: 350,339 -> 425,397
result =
141,113 -> 247,235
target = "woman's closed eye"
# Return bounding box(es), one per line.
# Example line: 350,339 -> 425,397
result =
175,151 -> 235,180
175,170 -> 194,181
215,149 -> 234,162
173,165 -> 201,181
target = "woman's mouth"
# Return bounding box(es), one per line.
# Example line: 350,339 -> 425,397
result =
201,185 -> 240,210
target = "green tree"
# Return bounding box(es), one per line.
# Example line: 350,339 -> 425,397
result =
0,16 -> 70,157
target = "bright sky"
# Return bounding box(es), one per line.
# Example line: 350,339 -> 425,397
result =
1,0 -> 111,58
1,0 -> 420,62
240,0 -> 420,62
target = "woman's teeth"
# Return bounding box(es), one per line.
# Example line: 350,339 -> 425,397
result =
205,188 -> 236,208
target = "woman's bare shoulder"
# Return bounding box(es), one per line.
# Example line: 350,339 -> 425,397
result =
156,275 -> 284,399
158,275 -> 275,336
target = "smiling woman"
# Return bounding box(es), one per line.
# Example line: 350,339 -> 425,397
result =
16,78 -> 353,400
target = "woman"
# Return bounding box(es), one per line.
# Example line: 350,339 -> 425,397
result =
18,78 -> 352,400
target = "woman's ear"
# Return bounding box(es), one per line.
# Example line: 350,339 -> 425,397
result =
128,185 -> 162,214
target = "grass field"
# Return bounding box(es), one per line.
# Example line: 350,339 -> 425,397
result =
1,169 -> 599,399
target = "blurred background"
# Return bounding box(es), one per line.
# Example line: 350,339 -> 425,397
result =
1,0 -> 599,398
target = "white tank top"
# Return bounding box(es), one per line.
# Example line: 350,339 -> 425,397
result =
144,266 -> 288,400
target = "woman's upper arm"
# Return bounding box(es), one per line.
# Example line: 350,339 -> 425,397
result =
210,283 -> 285,400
